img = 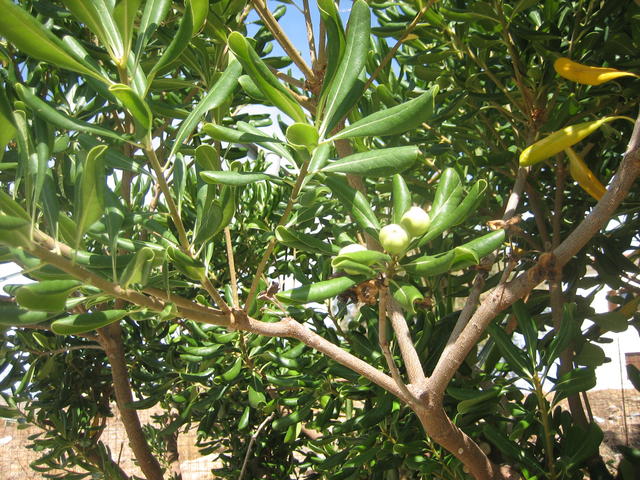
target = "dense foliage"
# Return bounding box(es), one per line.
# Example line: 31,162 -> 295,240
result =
1,0 -> 640,479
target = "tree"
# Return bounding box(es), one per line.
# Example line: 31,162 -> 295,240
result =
0,0 -> 639,479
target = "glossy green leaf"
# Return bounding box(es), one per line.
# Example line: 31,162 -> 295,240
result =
275,225 -> 338,255
0,215 -> 31,247
562,423 -> 603,471
236,121 -> 295,163
169,61 -> 242,159
62,0 -> 124,62
392,174 -> 411,224
167,246 -> 205,281
318,0 -> 370,136
391,281 -> 424,314
286,123 -> 319,148
0,0 -> 101,78
332,86 -> 439,140
113,0 -> 143,65
148,1 -> 195,81
331,259 -> 377,276
77,135 -> 145,173
482,424 -> 542,474
195,144 -> 221,171
238,75 -> 266,100
0,189 -> 29,220
228,32 -> 306,124
317,0 -> 346,96
574,342 -> 606,367
76,145 -> 107,241
133,0 -> 172,63
221,357 -> 243,381
321,146 -> 420,176
325,174 -> 380,235
0,86 -> 16,157
552,367 -> 596,404
15,85 -> 127,143
487,323 -> 533,379
120,247 -> 155,289
200,170 -> 277,186
418,168 -> 464,244
545,303 -> 580,367
109,84 -> 153,135
248,385 -> 267,409
51,310 -> 129,335
457,388 -> 501,415
512,300 -> 538,363
238,405 -> 250,430
307,143 -> 331,175
451,230 -> 505,270
203,123 -> 283,145
276,276 -> 359,304
0,302 -> 52,326
16,280 -> 82,313
190,0 -> 210,33
402,250 -> 455,278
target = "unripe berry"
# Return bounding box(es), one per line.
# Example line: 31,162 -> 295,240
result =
379,224 -> 410,256
400,206 -> 430,237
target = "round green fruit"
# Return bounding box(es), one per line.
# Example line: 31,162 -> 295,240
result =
379,224 -> 410,256
400,206 -> 431,237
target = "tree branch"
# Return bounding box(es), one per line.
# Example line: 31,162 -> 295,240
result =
428,117 -> 640,396
387,296 -> 426,385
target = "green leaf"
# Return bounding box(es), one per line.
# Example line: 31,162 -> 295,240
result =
318,0 -> 370,136
236,121 -> 295,163
512,300 -> 538,364
167,246 -> 205,281
456,388 -> 501,415
317,0 -> 346,96
402,250 -> 456,278
77,135 -> 145,173
108,84 -> 153,135
195,144 -> 221,170
133,0 -> 172,63
482,424 -> 542,474
0,189 -> 29,220
190,0 -> 210,33
392,174 -> 411,224
627,364 -> 640,391
0,0 -> 101,78
450,230 -> 505,270
200,170 -> 277,186
15,85 -> 128,143
51,310 -> 129,335
76,145 -> 107,241
562,423 -> 603,470
228,32 -> 306,123
275,226 -> 338,255
321,146 -> 420,176
0,215 -> 31,247
16,280 -> 82,313
332,86 -> 439,140
307,143 -> 331,175
169,60 -> 242,159
203,123 -> 283,145
248,385 -> 267,409
113,0 -> 142,67
390,281 -> 424,314
418,168 -> 464,244
545,303 -> 580,367
324,174 -> 380,236
120,247 -> 155,289
62,0 -> 124,63
0,86 -> 16,157
0,302 -> 52,326
574,342 -> 606,367
286,123 -> 319,148
487,323 -> 533,379
552,367 -> 596,404
148,1 -> 195,82
276,276 -> 360,304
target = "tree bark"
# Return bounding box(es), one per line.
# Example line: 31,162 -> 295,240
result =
98,322 -> 164,480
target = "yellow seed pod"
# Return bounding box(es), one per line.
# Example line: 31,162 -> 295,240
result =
554,58 -> 638,86
519,116 -> 630,166
565,147 -> 606,201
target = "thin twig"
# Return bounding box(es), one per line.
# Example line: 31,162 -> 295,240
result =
224,227 -> 239,307
250,0 -> 315,81
244,159 -> 311,311
302,0 -> 317,66
378,285 -> 417,404
238,413 -> 276,480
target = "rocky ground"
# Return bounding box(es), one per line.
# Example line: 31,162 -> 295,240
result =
1,389 -> 638,479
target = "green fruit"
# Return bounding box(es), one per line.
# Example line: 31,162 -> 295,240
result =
400,206 -> 430,237
379,224 -> 410,256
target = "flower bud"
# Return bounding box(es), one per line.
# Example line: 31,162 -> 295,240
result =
400,206 -> 431,237
379,224 -> 410,256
